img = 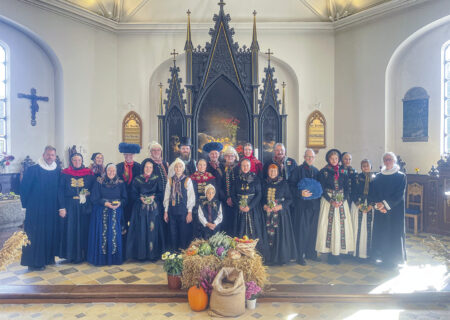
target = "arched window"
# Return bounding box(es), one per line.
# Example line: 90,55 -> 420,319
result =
0,44 -> 7,153
442,41 -> 450,154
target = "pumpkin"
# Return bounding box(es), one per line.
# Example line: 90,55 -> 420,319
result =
188,285 -> 208,311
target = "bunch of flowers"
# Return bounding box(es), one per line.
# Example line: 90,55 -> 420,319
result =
268,199 -> 277,209
0,154 -> 14,169
199,266 -> 218,296
333,192 -> 344,203
245,281 -> 261,300
0,192 -> 20,201
162,251 -> 183,275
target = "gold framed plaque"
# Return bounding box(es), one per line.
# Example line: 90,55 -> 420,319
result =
306,110 -> 326,152
122,111 -> 142,147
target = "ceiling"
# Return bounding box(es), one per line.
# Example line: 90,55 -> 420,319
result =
60,0 -> 393,23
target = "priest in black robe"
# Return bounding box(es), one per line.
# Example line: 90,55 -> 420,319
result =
371,152 -> 407,268
20,146 -> 60,271
116,142 -> 141,258
288,149 -> 321,265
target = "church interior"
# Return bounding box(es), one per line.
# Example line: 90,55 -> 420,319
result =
0,0 -> 449,319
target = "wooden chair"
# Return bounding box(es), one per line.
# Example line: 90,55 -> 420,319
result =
405,182 -> 423,234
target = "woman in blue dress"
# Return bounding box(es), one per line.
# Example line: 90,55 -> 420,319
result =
87,163 -> 127,266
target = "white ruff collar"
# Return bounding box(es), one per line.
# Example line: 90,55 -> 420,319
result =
381,164 -> 400,175
38,157 -> 57,171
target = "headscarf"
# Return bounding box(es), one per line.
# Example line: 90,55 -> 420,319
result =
148,141 -> 163,165
141,158 -> 155,182
266,163 -> 282,184
62,153 -> 93,177
242,148 -> 262,174
102,163 -> 120,186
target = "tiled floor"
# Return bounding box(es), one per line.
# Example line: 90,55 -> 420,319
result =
0,233 -> 448,287
0,302 -> 448,319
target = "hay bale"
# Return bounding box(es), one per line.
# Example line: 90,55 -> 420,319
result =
221,253 -> 267,288
181,254 -> 221,289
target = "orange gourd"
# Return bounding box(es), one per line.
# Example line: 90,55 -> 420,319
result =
188,285 -> 208,311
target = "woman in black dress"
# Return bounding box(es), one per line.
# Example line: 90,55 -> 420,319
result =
87,163 -> 128,266
350,159 -> 375,260
126,159 -> 164,261
58,153 -> 95,263
232,159 -> 268,258
262,164 -> 297,265
221,146 -> 239,235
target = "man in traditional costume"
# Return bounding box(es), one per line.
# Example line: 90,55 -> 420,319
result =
20,146 -> 60,270
263,143 -> 297,180
371,152 -> 407,268
177,137 -> 196,176
288,149 -> 321,265
116,142 -> 141,258
203,141 -> 224,197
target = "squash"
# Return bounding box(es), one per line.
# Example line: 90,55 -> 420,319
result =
188,285 -> 208,311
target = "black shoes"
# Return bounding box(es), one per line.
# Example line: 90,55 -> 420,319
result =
297,257 -> 307,266
28,266 -> 45,271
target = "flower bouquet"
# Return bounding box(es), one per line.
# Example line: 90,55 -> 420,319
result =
245,281 -> 262,309
0,154 -> 14,171
79,188 -> 90,204
162,251 -> 184,289
333,192 -> 344,203
239,198 -> 248,209
268,199 -> 277,209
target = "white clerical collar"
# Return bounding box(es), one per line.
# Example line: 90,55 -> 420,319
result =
38,157 -> 57,171
381,164 -> 400,175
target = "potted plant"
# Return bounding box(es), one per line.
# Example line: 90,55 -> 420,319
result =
162,251 -> 183,289
245,281 -> 261,309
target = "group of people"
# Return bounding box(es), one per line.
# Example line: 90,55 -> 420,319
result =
19,139 -> 407,271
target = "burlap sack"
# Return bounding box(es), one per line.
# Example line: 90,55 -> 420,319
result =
209,267 -> 246,317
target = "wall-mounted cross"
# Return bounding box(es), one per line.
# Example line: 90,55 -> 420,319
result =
265,49 -> 274,63
17,88 -> 49,126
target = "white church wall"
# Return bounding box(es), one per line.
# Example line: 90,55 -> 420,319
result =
0,20 -> 55,173
0,0 -> 118,167
335,0 -> 450,171
390,21 -> 450,174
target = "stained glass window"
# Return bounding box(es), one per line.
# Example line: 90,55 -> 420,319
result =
0,44 -> 7,153
443,42 -> 450,154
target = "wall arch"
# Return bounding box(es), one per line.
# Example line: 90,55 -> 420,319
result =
385,14 -> 450,171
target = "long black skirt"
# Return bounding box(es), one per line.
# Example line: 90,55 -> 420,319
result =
264,208 -> 298,265
234,206 -> 269,259
58,197 -> 91,263
126,202 -> 164,261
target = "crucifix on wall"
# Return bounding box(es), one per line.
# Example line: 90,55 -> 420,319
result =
17,88 -> 49,126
